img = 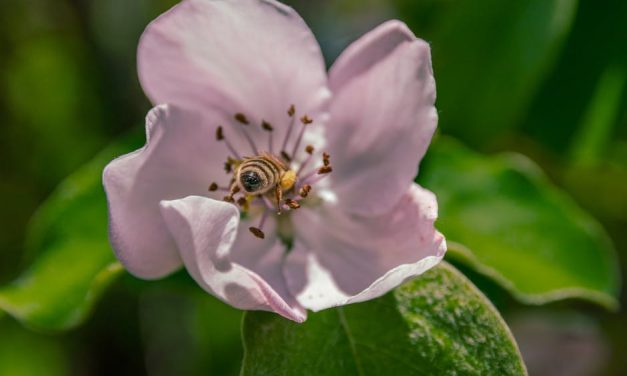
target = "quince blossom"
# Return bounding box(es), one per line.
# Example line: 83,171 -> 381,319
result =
103,0 -> 446,322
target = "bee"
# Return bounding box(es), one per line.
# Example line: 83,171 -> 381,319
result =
231,152 -> 297,212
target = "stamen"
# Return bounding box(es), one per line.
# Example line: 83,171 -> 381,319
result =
299,184 -> 311,198
300,173 -> 330,187
318,166 -> 333,174
216,126 -> 242,160
285,199 -> 300,209
235,114 -> 259,155
280,150 -> 292,162
209,183 -> 230,192
249,227 -> 265,239
280,105 -> 296,159
261,120 -> 273,131
297,145 -> 314,174
299,160 -> 333,186
249,210 -> 269,239
234,113 -> 249,125
260,195 -> 274,211
262,120 -> 274,152
290,115 -> 313,159
322,152 -> 330,166
300,115 -> 313,124
223,196 -> 235,203
299,168 -> 318,182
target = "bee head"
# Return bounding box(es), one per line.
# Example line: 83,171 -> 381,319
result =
240,170 -> 263,193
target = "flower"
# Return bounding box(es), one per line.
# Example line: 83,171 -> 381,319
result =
103,0 -> 446,323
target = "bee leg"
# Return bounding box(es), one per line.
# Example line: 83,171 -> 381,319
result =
224,182 -> 240,203
275,185 -> 283,215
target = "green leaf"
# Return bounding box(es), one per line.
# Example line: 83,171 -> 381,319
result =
4,35 -> 107,184
241,262 -> 527,376
0,319 -> 70,376
418,137 -> 620,309
569,65 -> 627,167
139,287 -> 243,376
0,130 -> 143,331
394,0 -> 578,146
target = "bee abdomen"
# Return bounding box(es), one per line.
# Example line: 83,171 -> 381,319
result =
237,156 -> 282,194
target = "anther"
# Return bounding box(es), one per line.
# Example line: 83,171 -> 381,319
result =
216,126 -> 242,160
300,115 -> 313,125
234,113 -> 249,125
323,152 -> 330,166
291,115 -> 314,158
262,120 -> 274,152
281,151 -> 292,162
285,199 -> 300,209
234,113 -> 259,154
249,227 -> 265,239
318,166 -> 333,174
224,156 -> 239,174
305,145 -> 314,154
223,196 -> 235,203
281,105 -> 297,154
208,182 -> 219,192
261,120 -> 273,131
299,184 -> 311,198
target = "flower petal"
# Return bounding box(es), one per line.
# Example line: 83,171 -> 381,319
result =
329,20 -> 415,91
138,0 -> 330,144
284,184 -> 446,311
103,104 -> 228,279
327,24 -> 437,216
160,196 -> 306,322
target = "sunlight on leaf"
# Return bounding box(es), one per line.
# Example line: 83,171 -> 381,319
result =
0,130 -> 143,331
419,137 -> 620,309
241,262 -> 527,376
0,319 -> 69,375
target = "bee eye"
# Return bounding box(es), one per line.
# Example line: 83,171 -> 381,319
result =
240,171 -> 263,192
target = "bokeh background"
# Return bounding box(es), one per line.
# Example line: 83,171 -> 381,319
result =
1,0 -> 626,375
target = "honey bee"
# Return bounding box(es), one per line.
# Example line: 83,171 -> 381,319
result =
231,152 -> 297,212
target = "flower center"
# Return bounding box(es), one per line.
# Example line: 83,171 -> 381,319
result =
208,105 -> 332,240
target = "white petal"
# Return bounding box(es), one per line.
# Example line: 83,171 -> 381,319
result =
161,196 -> 306,322
284,184 -> 446,311
327,22 -> 437,215
103,105 -> 227,279
138,0 -> 330,152
329,20 -> 415,91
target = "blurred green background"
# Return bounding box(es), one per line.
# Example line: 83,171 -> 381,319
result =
0,0 -> 626,375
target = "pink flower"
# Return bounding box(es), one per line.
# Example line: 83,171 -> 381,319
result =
103,0 -> 446,322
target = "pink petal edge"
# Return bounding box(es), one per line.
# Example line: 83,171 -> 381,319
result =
160,195 -> 306,322
329,19 -> 416,91
137,0 -> 330,146
284,184 -> 446,311
327,28 -> 438,216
